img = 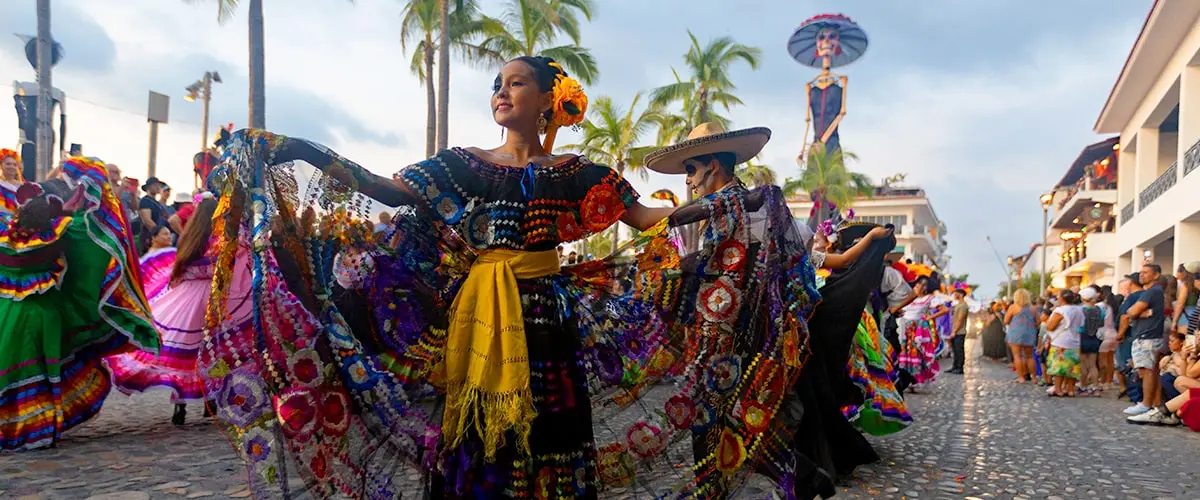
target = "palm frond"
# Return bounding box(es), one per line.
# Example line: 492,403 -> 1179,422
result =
538,45 -> 599,84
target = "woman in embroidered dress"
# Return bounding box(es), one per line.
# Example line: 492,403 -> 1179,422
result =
0,148 -> 24,213
108,197 -> 253,425
0,159 -> 158,450
897,276 -> 948,386
199,55 -> 818,499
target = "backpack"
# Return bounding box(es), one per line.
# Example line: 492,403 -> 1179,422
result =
1079,305 -> 1104,341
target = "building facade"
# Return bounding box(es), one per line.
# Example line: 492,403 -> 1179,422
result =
1047,138 -> 1121,288
787,186 -> 949,268
1095,0 -> 1200,278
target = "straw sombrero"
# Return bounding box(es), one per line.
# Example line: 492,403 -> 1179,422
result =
644,122 -> 771,175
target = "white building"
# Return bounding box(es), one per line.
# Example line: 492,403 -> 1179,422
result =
1095,0 -> 1200,277
787,185 -> 949,269
1047,137 -> 1120,288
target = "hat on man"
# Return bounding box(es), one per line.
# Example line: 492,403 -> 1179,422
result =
644,122 -> 771,175
174,192 -> 194,205
141,176 -> 164,192
1125,272 -> 1141,283
1079,287 -> 1098,301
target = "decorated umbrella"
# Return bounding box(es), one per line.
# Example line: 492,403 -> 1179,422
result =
787,14 -> 870,69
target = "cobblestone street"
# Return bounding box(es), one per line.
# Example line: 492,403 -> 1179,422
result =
3,338 -> 1200,499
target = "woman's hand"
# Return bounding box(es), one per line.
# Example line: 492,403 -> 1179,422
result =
867,226 -> 893,240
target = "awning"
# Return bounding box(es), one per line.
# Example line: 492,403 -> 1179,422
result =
1054,137 -> 1120,189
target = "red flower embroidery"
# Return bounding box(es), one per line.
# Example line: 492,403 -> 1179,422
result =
714,240 -> 747,272
580,183 -> 625,232
625,421 -> 667,458
740,401 -> 771,434
597,443 -> 634,487
664,394 -> 696,430
557,211 -> 585,242
698,277 -> 741,323
311,450 -> 329,480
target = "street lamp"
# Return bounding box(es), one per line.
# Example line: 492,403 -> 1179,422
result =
1039,192 -> 1054,297
185,71 -> 221,188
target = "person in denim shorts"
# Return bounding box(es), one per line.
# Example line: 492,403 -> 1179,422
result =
1121,264 -> 1166,415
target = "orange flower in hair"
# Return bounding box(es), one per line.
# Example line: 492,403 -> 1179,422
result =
540,61 -> 588,153
0,148 -> 24,182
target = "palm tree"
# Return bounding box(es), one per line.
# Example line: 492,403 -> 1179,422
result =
649,31 -> 760,125
736,157 -> 776,188
402,0 -> 504,156
782,144 -> 872,209
196,0 -> 353,128
562,93 -> 661,254
479,0 -> 600,84
648,70 -> 733,147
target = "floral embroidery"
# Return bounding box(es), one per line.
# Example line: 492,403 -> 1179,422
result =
341,356 -> 378,391
580,183 -> 624,232
320,390 -> 350,437
311,450 -> 329,481
715,239 -> 747,272
636,241 -> 680,271
698,276 -> 742,323
466,209 -> 494,247
664,394 -> 696,429
740,401 -> 770,434
596,444 -> 634,486
432,193 -> 465,224
556,211 -> 585,242
625,421 -> 667,457
275,387 -> 318,443
707,354 -> 742,393
219,370 -> 269,429
691,401 -> 717,433
289,349 -> 322,387
243,427 -> 274,463
535,466 -> 555,500
715,428 -> 747,474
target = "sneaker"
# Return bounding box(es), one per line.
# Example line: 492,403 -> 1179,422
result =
1127,408 -> 1181,426
1123,403 -> 1151,415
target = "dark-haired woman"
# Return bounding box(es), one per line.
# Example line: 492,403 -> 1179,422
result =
0,158 -> 158,450
200,54 -> 816,499
897,277 -> 948,386
107,197 -> 253,425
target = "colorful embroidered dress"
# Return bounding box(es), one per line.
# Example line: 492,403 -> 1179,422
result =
0,159 -> 158,450
108,245 -> 254,403
198,130 -> 819,499
843,306 -> 911,436
897,295 -> 940,385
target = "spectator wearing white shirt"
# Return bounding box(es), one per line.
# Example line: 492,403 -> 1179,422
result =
1044,289 -> 1084,397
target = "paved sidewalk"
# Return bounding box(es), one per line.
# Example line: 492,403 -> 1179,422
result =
3,338 -> 1199,499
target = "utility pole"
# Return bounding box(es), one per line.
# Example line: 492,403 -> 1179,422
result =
35,0 -> 52,179
1039,192 -> 1054,297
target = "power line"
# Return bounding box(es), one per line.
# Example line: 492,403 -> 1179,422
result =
4,74 -> 207,127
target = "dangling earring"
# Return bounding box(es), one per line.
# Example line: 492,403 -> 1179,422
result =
536,115 -> 548,134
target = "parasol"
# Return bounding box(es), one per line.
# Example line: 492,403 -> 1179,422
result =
788,13 -> 869,69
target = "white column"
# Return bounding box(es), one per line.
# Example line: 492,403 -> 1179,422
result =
1179,65 -> 1200,177
1136,128 -> 1160,206
1176,221 -> 1200,266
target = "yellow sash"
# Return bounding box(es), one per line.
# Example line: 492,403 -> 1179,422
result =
441,249 -> 560,460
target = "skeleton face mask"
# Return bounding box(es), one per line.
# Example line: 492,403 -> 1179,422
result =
815,27 -> 842,58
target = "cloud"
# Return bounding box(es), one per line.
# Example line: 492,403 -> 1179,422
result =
0,1 -> 118,75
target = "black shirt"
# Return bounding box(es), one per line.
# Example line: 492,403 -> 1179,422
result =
139,195 -> 166,230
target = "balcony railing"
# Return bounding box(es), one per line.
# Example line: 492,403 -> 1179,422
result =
1138,162 -> 1177,210
1061,237 -> 1089,269
1120,201 -> 1135,226
1186,138 -> 1200,177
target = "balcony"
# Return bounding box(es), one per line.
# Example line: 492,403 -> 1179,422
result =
1120,202 -> 1135,226
1138,162 -> 1177,210
1051,187 -> 1117,230
1057,232 -> 1116,280
1186,138 -> 1200,177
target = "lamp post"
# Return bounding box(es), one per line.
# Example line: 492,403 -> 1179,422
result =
1040,192 -> 1054,297
185,71 -> 221,188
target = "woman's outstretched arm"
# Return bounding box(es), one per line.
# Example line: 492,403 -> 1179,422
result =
270,135 -> 416,208
623,201 -> 676,231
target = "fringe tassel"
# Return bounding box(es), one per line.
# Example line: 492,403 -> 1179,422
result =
441,382 -> 537,461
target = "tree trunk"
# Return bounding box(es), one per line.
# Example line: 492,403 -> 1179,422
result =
248,0 -> 266,128
698,87 -> 709,124
436,0 -> 451,151
424,38 -> 436,158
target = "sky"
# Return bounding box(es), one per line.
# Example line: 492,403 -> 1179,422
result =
0,0 -> 1153,293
